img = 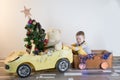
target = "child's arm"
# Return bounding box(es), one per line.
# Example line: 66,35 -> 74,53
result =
71,45 -> 87,55
82,44 -> 92,54
71,43 -> 79,51
71,46 -> 79,51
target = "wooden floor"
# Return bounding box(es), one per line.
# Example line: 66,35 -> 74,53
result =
0,57 -> 120,80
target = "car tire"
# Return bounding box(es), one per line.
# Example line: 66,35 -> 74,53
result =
100,61 -> 109,70
17,64 -> 31,78
79,63 -> 86,70
56,58 -> 70,72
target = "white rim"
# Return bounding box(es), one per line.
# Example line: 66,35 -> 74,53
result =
18,65 -> 30,77
59,60 -> 69,72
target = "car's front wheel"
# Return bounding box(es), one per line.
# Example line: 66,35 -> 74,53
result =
56,59 -> 70,72
17,64 -> 31,78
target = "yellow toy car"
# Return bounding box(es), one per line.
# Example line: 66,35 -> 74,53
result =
4,46 -> 73,78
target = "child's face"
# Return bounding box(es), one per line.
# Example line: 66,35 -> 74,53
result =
76,35 -> 85,44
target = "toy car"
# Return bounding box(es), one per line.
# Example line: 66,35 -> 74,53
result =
73,50 -> 113,69
4,46 -> 73,78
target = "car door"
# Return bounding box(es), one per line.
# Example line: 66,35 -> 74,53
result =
38,50 -> 60,70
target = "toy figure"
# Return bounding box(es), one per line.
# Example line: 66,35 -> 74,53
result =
45,29 -> 62,51
71,31 -> 92,69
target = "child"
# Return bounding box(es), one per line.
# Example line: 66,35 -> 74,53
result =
71,31 -> 92,65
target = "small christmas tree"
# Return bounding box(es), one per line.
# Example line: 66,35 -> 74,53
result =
21,6 -> 47,54
24,18 -> 46,54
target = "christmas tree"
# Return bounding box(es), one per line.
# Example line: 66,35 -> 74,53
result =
21,6 -> 47,55
24,18 -> 46,54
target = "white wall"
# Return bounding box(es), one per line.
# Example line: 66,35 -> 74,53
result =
0,0 -> 50,59
0,0 -> 120,59
47,0 -> 120,56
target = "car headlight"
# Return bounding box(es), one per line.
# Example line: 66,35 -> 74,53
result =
5,64 -> 10,70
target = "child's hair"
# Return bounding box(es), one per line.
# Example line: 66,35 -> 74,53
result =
76,31 -> 85,36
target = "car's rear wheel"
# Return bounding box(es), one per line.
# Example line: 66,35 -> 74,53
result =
17,64 -> 31,78
56,59 -> 70,72
101,61 -> 109,70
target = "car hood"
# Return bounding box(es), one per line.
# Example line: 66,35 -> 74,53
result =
4,51 -> 29,64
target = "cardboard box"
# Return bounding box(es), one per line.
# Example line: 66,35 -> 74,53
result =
72,50 -> 113,69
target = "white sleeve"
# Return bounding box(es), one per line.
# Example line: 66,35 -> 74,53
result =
82,44 -> 91,54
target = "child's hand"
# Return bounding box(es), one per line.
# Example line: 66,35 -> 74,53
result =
71,45 -> 80,51
74,47 -> 79,51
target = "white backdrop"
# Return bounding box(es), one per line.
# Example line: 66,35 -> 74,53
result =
0,0 -> 120,58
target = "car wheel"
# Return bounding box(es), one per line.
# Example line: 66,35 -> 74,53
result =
101,61 -> 109,70
79,63 -> 86,70
17,64 -> 31,78
56,59 -> 70,72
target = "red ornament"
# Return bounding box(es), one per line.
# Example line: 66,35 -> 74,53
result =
27,31 -> 31,36
35,48 -> 38,51
44,39 -> 48,46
